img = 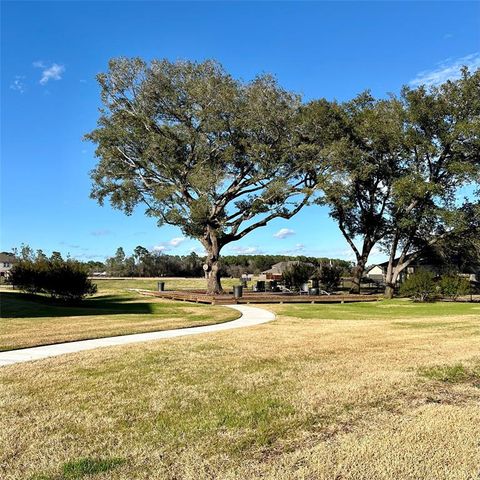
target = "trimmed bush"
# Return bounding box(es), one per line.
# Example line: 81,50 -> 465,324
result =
10,259 -> 97,302
399,269 -> 436,302
439,274 -> 471,301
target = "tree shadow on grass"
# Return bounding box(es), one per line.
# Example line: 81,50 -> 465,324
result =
0,292 -> 154,319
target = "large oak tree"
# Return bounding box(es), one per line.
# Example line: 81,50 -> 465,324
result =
87,58 -> 315,293
383,68 -> 480,297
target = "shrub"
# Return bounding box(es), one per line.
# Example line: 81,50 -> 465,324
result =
439,274 -> 471,301
8,260 -> 47,294
317,263 -> 342,292
399,269 -> 437,302
10,259 -> 97,302
283,263 -> 315,291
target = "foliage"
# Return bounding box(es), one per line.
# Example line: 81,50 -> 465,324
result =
86,58 -> 317,292
316,263 -> 343,292
300,68 -> 480,296
10,259 -> 97,302
399,270 -> 437,302
282,262 -> 315,290
382,68 -> 480,296
300,93 -> 405,292
438,274 -> 471,301
102,246 -> 353,278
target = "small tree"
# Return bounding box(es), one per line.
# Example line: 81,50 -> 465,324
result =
283,263 -> 315,291
317,263 -> 342,292
9,260 -> 45,294
87,58 -> 315,293
399,269 -> 436,302
439,274 -> 470,301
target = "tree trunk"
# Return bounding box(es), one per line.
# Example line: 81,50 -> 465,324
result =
384,260 -> 397,300
202,227 -> 223,294
385,260 -> 413,299
350,257 -> 367,294
384,283 -> 395,299
206,254 -> 223,294
384,231 -> 401,299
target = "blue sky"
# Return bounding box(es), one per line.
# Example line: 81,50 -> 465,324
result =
2,1 -> 479,263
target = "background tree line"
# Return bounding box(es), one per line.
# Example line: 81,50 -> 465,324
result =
102,246 -> 353,278
7,244 -> 354,281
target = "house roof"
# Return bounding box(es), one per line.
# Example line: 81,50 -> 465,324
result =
0,253 -> 16,263
262,261 -> 314,275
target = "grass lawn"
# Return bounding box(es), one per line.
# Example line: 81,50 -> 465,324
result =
1,300 -> 479,479
91,276 -> 239,294
0,280 -> 239,351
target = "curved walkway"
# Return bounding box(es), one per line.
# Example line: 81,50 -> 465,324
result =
0,305 -> 275,367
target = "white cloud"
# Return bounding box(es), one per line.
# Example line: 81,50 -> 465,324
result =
153,236 -> 187,252
273,228 -> 295,239
33,61 -> 65,85
410,52 -> 480,87
169,237 -> 186,247
10,76 -> 26,93
229,246 -> 262,255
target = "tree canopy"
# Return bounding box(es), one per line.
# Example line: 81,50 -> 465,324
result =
87,57 -> 479,296
383,68 -> 480,297
87,58 -> 316,292
300,93 -> 405,292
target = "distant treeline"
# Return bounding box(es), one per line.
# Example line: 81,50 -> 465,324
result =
98,247 -> 354,278
8,245 -> 354,279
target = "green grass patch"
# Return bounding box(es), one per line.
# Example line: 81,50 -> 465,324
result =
274,299 -> 480,320
420,362 -> 480,386
29,457 -> 125,480
91,276 -> 239,294
62,457 -> 125,478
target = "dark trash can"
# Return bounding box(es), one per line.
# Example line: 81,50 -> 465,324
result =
267,280 -> 278,291
157,281 -> 165,292
312,279 -> 319,289
256,281 -> 265,292
234,285 -> 243,298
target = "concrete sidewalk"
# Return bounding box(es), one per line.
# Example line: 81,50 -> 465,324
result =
0,305 -> 275,367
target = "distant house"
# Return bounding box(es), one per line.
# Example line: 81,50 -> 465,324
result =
365,264 -> 385,283
91,271 -> 108,277
0,253 -> 17,278
366,251 -> 480,285
261,261 -> 315,280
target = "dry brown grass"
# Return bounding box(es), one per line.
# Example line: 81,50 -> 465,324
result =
1,303 -> 479,479
0,290 -> 238,351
